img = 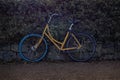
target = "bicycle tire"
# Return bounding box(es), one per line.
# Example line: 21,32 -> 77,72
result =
18,34 -> 48,62
67,32 -> 96,62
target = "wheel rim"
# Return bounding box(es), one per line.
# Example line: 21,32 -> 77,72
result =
67,33 -> 96,62
18,34 -> 48,62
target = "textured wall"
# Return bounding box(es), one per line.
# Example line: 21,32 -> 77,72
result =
0,0 -> 120,62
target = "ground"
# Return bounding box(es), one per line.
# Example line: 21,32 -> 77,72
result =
0,61 -> 120,80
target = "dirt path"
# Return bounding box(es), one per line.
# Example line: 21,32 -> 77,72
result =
0,61 -> 120,80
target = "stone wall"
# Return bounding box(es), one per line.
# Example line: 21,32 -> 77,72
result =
0,0 -> 120,62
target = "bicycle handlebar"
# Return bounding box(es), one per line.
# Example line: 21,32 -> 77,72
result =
48,13 -> 80,24
47,13 -> 80,31
48,13 -> 61,24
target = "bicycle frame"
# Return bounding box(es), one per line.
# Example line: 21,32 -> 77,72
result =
34,24 -> 81,51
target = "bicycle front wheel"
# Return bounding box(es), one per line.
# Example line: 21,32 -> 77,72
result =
67,32 -> 96,62
18,34 -> 48,62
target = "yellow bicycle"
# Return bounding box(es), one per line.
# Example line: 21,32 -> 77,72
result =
18,13 -> 96,62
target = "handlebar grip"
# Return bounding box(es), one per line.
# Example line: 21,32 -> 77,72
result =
51,13 -> 59,17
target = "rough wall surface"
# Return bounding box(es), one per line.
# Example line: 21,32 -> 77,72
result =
0,0 -> 120,62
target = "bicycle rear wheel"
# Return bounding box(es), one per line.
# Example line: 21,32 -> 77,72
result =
18,34 -> 48,62
67,32 -> 96,62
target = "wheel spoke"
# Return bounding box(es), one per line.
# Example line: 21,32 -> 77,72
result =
18,34 -> 48,62
67,32 -> 96,61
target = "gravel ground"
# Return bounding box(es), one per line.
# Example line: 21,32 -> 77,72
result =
0,61 -> 120,80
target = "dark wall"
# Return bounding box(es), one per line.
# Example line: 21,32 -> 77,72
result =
0,0 -> 120,62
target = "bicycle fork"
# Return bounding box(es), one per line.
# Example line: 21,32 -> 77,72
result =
32,25 -> 48,50
33,36 -> 44,50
